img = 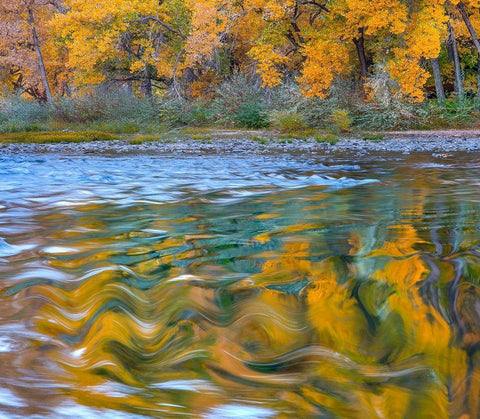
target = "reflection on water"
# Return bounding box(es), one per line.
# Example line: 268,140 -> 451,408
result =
1,153 -> 480,417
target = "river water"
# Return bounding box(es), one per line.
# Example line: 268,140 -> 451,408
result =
1,152 -> 480,417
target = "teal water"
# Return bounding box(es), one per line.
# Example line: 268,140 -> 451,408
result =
1,153 -> 480,417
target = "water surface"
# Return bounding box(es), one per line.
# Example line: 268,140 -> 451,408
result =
1,152 -> 480,417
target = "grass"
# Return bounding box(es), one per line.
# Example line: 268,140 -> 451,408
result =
0,126 -> 460,149
190,134 -> 213,141
0,114 -> 476,148
277,128 -> 315,140
251,135 -> 269,144
4,83 -> 480,140
128,134 -> 159,145
314,133 -> 340,145
315,134 -> 340,145
0,131 -> 118,143
362,134 -> 385,142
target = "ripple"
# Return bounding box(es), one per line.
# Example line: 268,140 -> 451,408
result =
204,404 -> 276,418
0,238 -> 35,257
1,152 -> 480,416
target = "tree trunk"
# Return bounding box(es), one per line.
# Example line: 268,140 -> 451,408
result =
353,27 -> 368,79
447,21 -> 464,102
457,2 -> 480,105
353,27 -> 368,98
140,76 -> 152,98
125,79 -> 134,95
457,2 -> 480,53
28,8 -> 54,104
477,63 -> 480,106
431,58 -> 445,105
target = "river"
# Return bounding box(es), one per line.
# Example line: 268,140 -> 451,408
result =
1,152 -> 480,417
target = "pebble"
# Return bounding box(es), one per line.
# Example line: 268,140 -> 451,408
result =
0,136 -> 478,156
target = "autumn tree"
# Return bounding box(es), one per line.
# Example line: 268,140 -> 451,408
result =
185,0 -> 439,101
385,0 -> 448,101
4,0 -> 480,105
53,0 -> 191,97
0,0 -> 66,102
450,1 -> 480,101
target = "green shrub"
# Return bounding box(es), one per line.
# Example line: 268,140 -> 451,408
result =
0,97 -> 51,132
267,78 -> 306,111
55,90 -> 158,124
235,102 -> 268,128
209,74 -> 303,127
212,74 -> 264,117
183,103 -> 212,126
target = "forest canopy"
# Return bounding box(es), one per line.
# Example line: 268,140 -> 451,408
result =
2,0 -> 480,106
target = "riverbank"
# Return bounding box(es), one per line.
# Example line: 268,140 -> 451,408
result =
0,129 -> 479,155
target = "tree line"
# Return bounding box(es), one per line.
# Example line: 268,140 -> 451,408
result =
2,0 -> 480,105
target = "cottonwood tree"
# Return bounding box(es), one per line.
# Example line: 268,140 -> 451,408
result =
451,1 -> 480,101
0,0 -> 67,102
54,0 -> 190,96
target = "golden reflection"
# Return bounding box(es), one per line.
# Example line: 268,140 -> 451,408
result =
3,174 -> 480,417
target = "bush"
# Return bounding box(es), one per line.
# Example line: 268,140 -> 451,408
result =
299,78 -> 361,129
270,110 -> 308,132
332,108 -> 352,132
55,90 -> 158,124
0,97 -> 51,132
2,75 -> 480,135
235,101 -> 268,128
297,73 -> 479,131
209,74 -> 302,127
352,102 -> 424,130
1,90 -> 172,133
267,78 -> 306,111
182,102 -> 212,126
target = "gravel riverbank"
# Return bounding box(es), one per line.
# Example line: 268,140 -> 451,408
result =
1,131 -> 480,155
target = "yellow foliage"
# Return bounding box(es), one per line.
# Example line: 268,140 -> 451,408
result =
2,0 -> 480,103
298,37 -> 350,97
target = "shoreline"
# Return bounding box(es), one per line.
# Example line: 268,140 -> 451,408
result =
1,131 -> 480,156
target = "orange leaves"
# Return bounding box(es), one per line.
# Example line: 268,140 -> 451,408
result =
3,0 -> 480,102
380,1 -> 449,102
404,1 -> 448,60
262,0 -> 295,20
334,0 -> 408,38
249,42 -> 287,88
387,51 -> 430,101
52,0 -> 189,88
185,0 -> 226,66
0,0 -> 66,99
298,37 -> 350,98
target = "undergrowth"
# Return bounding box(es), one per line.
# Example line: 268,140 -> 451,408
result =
1,76 -> 480,137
